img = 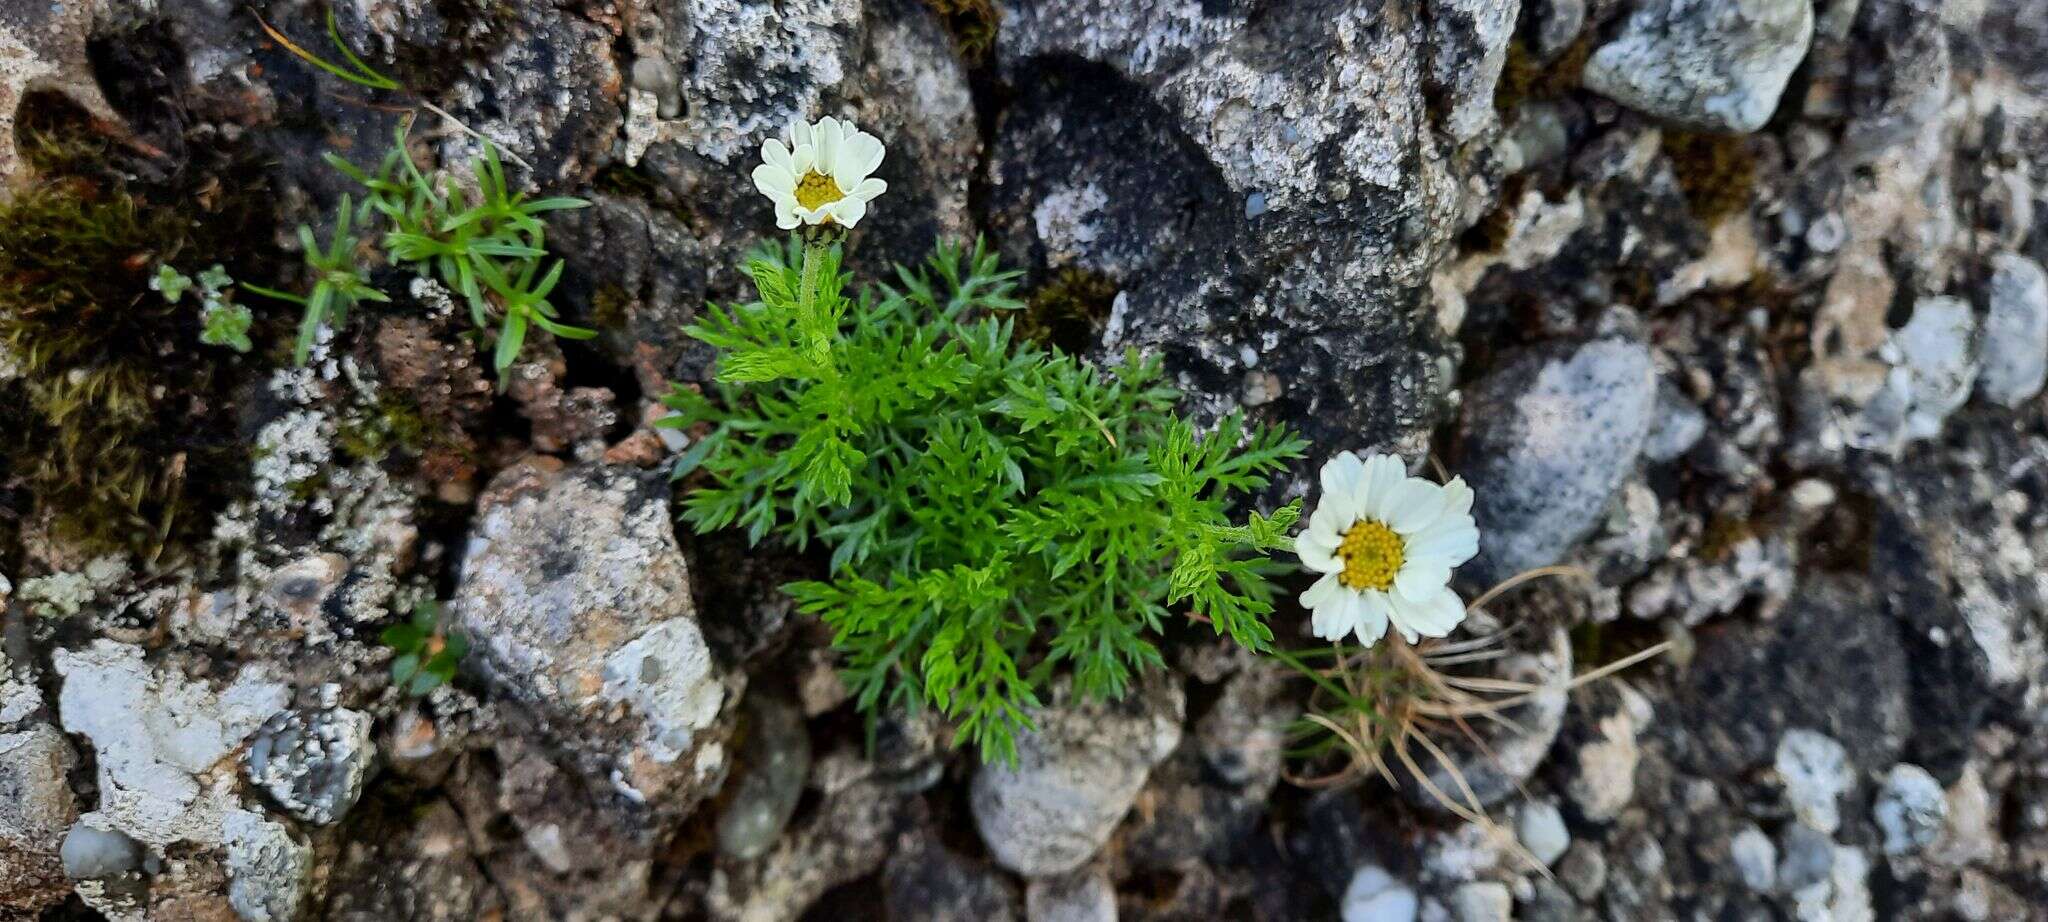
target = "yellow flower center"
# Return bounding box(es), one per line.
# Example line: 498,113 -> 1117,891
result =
794,170 -> 845,211
1337,519 -> 1405,591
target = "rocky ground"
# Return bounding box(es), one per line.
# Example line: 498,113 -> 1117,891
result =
2,0 -> 2046,919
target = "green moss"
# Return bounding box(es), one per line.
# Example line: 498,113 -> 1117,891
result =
336,394 -> 429,464
1018,267 -> 1117,353
1493,34 -> 1593,117
593,164 -> 659,199
589,283 -> 633,332
1662,130 -> 1758,226
0,117 -> 271,559
925,0 -> 1000,64
1698,514 -> 1758,563
1462,174 -> 1530,255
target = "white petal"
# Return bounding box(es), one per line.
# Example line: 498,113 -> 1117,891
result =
826,196 -> 867,227
1420,587 -> 1469,635
1441,476 -> 1475,517
832,140 -> 867,190
1300,571 -> 1342,609
796,204 -> 832,226
1383,478 -> 1449,534
1388,586 -> 1465,642
1354,590 -> 1391,646
1298,526 -> 1340,560
1297,531 -> 1341,573
752,163 -> 794,197
1393,560 -> 1450,605
1307,501 -> 1350,545
1359,453 -> 1408,522
1385,593 -> 1423,644
815,117 -> 841,175
773,200 -> 800,230
847,131 -> 886,175
762,138 -> 794,174
1320,451 -> 1365,500
788,116 -> 811,149
1407,515 -> 1479,565
1306,579 -> 1353,641
846,176 -> 887,202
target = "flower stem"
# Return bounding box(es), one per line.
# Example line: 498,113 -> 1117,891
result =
797,235 -> 838,379
800,237 -> 827,317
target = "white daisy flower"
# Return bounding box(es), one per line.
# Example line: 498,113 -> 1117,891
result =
750,115 -> 888,230
1296,451 -> 1481,646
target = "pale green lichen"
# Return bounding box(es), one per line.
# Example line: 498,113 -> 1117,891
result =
19,556 -> 129,618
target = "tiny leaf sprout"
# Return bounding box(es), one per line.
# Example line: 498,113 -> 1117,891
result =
242,193 -> 389,364
381,599 -> 469,697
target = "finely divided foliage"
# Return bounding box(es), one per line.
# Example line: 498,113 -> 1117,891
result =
663,238 -> 1304,762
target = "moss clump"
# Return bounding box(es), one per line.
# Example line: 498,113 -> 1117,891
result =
0,116 -> 270,559
1662,130 -> 1757,226
925,0 -> 1000,64
336,394 -> 429,464
593,164 -> 659,199
1698,514 -> 1759,563
1462,174 -> 1530,255
589,283 -> 633,332
1493,34 -> 1593,117
1017,267 -> 1118,353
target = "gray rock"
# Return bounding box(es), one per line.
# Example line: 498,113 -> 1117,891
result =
53,640 -> 287,847
992,0 -> 1465,453
1428,0 -> 1521,142
1025,867 -> 1115,922
1873,763 -> 1947,855
1673,577 -> 1909,778
1120,664 -> 1292,872
1775,823 -> 1835,891
1342,865 -> 1420,922
548,195 -> 713,387
1775,728 -> 1853,835
1790,843 -> 1872,920
1447,881 -> 1513,922
1854,296 -> 1980,451
1195,663 -> 1293,789
716,693 -> 812,861
1518,800 -> 1571,866
1457,332 -> 1657,586
1405,630 -> 1573,811
59,823 -> 144,879
1556,842 -> 1607,900
1729,823 -> 1777,891
324,800 -> 503,921
0,724 -> 74,850
0,0 -> 117,188
1978,253 -> 2048,407
883,833 -> 1020,922
1531,0 -> 1588,56
708,751 -> 909,922
456,461 -> 738,829
244,705 -> 376,826
433,4 -> 622,186
1642,380 -> 1708,462
0,724 -> 76,912
224,808 -> 313,922
971,677 -> 1184,876
1582,0 -> 1815,132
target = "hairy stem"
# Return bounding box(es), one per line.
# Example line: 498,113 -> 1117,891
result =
798,236 -> 839,380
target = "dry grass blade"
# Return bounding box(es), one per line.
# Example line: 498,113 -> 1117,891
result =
1276,563 -> 1671,875
252,11 -> 537,174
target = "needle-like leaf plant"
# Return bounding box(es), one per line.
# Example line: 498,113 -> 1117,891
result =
663,237 -> 1305,762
